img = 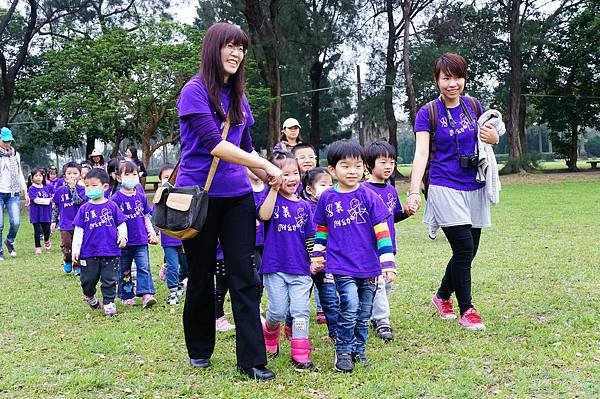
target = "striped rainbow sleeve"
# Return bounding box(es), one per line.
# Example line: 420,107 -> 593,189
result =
311,225 -> 328,262
374,222 -> 396,273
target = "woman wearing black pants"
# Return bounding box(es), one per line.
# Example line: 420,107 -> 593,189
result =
175,22 -> 281,379
406,53 -> 499,330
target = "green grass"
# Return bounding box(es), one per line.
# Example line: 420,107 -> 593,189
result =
0,174 -> 598,398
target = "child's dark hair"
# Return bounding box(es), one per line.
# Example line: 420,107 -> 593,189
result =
300,167 -> 329,200
118,160 -> 138,175
159,163 -> 175,179
364,140 -> 396,172
107,156 -> 125,195
80,160 -> 92,169
62,161 -> 81,175
291,143 -> 315,156
48,165 -> 58,175
268,150 -> 296,169
84,167 -> 109,184
326,139 -> 364,167
27,167 -> 47,188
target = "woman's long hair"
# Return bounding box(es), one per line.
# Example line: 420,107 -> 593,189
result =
200,22 -> 249,125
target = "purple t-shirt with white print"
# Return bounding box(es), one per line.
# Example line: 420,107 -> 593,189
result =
414,96 -> 484,191
53,185 -> 87,230
313,184 -> 391,278
176,77 -> 254,197
73,200 -> 127,258
260,195 -> 315,275
364,182 -> 402,254
28,185 -> 53,223
111,189 -> 152,247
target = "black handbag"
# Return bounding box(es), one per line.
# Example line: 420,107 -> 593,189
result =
152,117 -> 231,240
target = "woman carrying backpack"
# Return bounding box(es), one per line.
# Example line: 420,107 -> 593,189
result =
405,53 -> 499,330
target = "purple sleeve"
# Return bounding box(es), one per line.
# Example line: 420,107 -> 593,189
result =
240,126 -> 254,153
186,113 -> 224,154
368,190 -> 391,226
72,206 -> 84,228
113,202 -> 128,226
28,186 -> 35,197
142,193 -> 152,215
313,195 -> 326,226
414,103 -> 431,134
304,202 -> 316,240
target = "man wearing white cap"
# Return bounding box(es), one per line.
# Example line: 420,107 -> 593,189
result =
274,118 -> 303,152
0,127 -> 28,260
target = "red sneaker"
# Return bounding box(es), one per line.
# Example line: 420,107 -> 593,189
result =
432,294 -> 457,319
316,312 -> 327,324
459,308 -> 485,330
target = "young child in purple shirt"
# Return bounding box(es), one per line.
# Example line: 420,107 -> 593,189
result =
72,168 -> 127,317
364,140 -> 411,342
311,139 -> 397,373
157,164 -> 189,305
51,162 -> 87,275
27,167 -> 53,254
111,161 -> 158,309
258,152 -> 316,370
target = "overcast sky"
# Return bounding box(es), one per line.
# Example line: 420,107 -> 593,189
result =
169,0 -> 197,25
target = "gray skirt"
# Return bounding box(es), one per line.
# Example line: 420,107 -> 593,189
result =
423,185 -> 491,229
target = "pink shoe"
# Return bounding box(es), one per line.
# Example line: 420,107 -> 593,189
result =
44,240 -> 51,251
291,338 -> 314,370
35,247 -> 42,255
121,298 -> 135,306
159,264 -> 167,281
459,308 -> 486,330
215,316 -> 235,332
142,294 -> 156,308
432,294 -> 457,319
262,323 -> 280,357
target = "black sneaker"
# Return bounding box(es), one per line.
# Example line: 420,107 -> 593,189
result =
375,325 -> 394,341
351,352 -> 371,366
4,240 -> 15,257
334,351 -> 353,373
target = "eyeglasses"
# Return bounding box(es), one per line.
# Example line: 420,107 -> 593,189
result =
296,155 -> 317,161
225,43 -> 246,55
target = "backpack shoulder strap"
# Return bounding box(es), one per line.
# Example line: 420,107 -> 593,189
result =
427,99 -> 438,136
463,96 -> 482,119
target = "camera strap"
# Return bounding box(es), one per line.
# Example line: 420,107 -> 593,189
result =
440,96 -> 479,157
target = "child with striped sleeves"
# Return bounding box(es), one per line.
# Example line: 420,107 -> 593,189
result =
311,140 -> 396,373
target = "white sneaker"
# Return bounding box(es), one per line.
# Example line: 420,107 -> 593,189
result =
428,225 -> 439,240
104,302 -> 117,317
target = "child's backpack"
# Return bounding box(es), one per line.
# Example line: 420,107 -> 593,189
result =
421,96 -> 483,197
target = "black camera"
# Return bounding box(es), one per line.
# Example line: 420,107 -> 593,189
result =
459,154 -> 478,169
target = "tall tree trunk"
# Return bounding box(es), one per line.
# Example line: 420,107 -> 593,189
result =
309,60 -> 323,159
86,135 -> 96,157
567,123 -> 579,171
384,0 -> 398,153
504,0 -> 525,174
243,0 -> 281,155
402,0 -> 417,124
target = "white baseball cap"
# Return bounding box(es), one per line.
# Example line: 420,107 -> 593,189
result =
282,118 -> 301,129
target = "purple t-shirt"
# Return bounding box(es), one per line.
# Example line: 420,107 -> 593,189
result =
161,232 -> 182,247
313,184 -> 390,278
216,241 -> 224,261
364,182 -> 402,254
176,77 -> 254,197
260,195 -> 315,275
111,190 -> 152,247
28,185 -> 53,224
414,97 -> 484,191
53,185 -> 87,230
252,187 -> 266,248
73,200 -> 127,258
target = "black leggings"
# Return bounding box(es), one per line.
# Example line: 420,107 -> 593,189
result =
182,193 -> 266,369
215,260 -> 228,319
437,225 -> 481,315
33,222 -> 51,248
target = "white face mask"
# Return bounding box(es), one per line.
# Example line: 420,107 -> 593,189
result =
315,185 -> 329,199
161,178 -> 169,185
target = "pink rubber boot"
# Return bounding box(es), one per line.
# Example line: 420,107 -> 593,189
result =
291,338 -> 314,370
262,323 -> 280,357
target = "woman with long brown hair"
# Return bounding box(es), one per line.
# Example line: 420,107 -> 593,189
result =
176,22 -> 281,380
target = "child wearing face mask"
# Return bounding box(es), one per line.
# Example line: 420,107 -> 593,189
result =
157,164 -> 189,305
111,161 -> 158,308
300,167 -> 339,340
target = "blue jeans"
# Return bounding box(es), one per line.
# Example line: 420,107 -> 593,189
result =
0,192 -> 20,248
314,272 -> 340,338
263,272 -> 312,339
163,246 -> 188,289
334,275 -> 376,355
119,245 -> 155,299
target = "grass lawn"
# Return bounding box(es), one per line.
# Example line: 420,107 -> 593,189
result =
0,172 -> 598,398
